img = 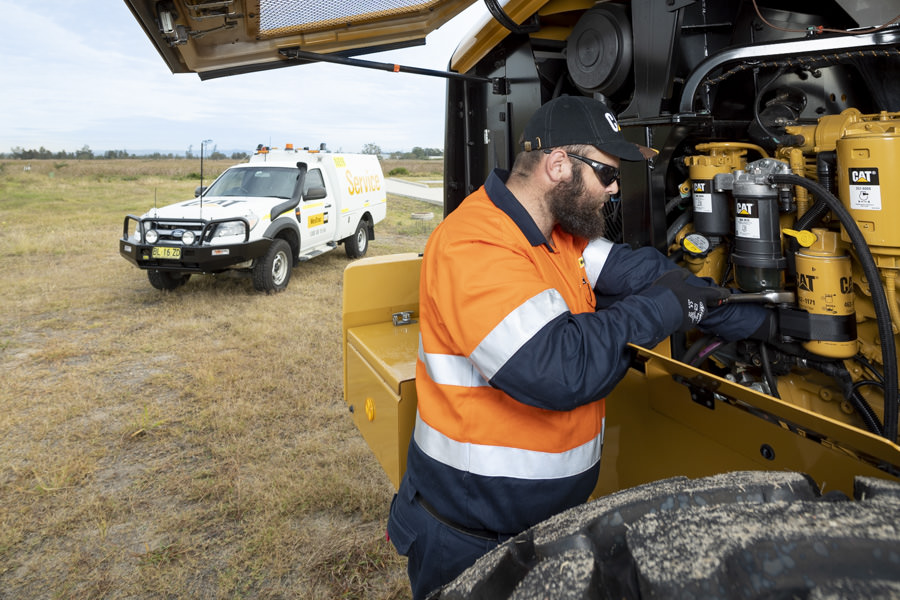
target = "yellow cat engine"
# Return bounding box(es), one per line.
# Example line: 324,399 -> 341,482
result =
837,112 -> 900,249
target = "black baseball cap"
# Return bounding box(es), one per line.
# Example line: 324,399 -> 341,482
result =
521,95 -> 657,161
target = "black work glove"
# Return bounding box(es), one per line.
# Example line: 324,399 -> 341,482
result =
652,269 -> 731,332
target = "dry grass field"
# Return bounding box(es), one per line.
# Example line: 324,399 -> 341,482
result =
0,158 -> 442,598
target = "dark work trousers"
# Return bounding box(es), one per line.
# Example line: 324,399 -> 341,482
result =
387,473 -> 504,600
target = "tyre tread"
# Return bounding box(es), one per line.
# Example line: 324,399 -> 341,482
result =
252,238 -> 292,292
434,471 -> 900,599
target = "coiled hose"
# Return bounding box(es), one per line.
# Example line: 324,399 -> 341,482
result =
769,173 -> 898,442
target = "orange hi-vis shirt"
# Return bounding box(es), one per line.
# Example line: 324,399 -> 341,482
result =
406,169 -> 686,535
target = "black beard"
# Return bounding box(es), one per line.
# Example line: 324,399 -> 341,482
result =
548,166 -> 607,240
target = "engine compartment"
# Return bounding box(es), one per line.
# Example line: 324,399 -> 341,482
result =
445,0 -> 900,445
675,112 -> 899,443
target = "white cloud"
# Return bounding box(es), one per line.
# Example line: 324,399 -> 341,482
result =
0,0 -> 486,154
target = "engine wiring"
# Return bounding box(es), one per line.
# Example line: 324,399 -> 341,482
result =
751,0 -> 900,35
700,47 -> 900,89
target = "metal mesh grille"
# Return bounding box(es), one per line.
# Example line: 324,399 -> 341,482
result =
258,0 -> 445,37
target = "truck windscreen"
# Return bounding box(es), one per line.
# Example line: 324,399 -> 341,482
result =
206,167 -> 300,199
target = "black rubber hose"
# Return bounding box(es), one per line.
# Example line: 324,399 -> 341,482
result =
851,388 -> 884,437
852,379 -> 884,396
667,211 -> 693,247
695,339 -> 725,366
817,151 -> 837,195
794,152 -> 836,231
484,0 -> 540,33
809,359 -> 884,436
772,173 -> 899,442
666,195 -> 686,215
795,199 -> 830,231
856,353 -> 886,384
753,67 -> 805,147
759,343 -> 781,399
753,67 -> 787,145
682,334 -> 715,366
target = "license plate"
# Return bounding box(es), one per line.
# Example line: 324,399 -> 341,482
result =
151,246 -> 181,260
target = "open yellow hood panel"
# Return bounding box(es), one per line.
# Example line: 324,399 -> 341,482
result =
124,0 -> 477,79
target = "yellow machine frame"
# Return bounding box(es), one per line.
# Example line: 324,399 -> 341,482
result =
343,254 -> 900,497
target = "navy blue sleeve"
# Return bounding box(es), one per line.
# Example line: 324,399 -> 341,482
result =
490,285 -> 682,411
593,244 -> 669,298
594,243 -> 767,342
491,243 -> 770,411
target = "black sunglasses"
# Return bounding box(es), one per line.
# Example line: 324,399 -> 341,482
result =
567,153 -> 620,187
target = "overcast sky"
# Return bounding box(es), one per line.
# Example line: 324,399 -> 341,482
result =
0,1 -> 487,155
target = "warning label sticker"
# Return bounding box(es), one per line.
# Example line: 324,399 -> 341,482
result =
692,182 -> 712,213
848,167 -> 881,211
735,201 -> 760,239
693,192 -> 713,213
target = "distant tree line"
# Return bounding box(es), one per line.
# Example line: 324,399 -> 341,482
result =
2,145 -> 249,161
362,143 -> 443,160
5,143 -> 442,161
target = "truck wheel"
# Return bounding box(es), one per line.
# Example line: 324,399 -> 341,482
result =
147,270 -> 190,290
435,471 -> 900,599
345,219 -> 369,258
252,238 -> 292,292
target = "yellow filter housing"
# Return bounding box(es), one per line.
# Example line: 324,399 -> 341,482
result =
836,112 -> 900,249
795,229 -> 856,359
685,142 -> 761,177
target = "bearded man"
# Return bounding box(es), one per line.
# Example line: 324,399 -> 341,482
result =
386,95 -> 769,599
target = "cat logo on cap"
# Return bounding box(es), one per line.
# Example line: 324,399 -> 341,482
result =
605,113 -> 620,132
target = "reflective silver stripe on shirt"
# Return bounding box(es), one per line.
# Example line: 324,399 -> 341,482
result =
419,334 -> 491,387
582,237 -> 614,288
414,412 -> 604,480
469,288 -> 570,381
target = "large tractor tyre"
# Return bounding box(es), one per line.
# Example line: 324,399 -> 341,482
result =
344,219 -> 370,259
147,270 -> 190,290
434,471 -> 900,599
252,238 -> 292,293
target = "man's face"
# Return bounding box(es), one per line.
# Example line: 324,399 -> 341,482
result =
548,151 -> 618,240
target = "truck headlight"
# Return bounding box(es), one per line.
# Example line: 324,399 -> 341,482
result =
213,214 -> 258,239
213,221 -> 247,238
145,229 -> 159,244
181,230 -> 196,245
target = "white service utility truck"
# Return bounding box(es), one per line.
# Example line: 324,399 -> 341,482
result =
119,145 -> 386,292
